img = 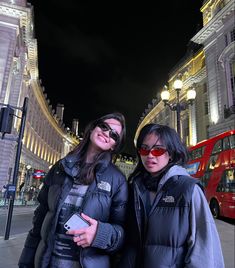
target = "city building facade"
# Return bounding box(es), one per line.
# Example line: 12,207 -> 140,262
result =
0,0 -> 79,195
135,0 -> 235,146
192,0 -> 235,137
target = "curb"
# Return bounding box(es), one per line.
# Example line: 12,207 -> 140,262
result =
0,232 -> 27,243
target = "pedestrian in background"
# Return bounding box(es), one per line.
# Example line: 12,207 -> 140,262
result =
119,123 -> 224,268
19,112 -> 128,268
1,184 -> 7,198
2,184 -> 8,207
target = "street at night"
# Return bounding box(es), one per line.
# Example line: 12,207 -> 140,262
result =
0,0 -> 235,268
0,206 -> 234,268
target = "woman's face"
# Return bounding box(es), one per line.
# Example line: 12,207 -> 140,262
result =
140,133 -> 170,176
90,118 -> 122,153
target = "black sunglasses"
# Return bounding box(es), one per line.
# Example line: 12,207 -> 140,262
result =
96,121 -> 120,142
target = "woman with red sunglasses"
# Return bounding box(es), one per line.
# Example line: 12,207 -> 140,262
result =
119,123 -> 224,268
19,112 -> 128,268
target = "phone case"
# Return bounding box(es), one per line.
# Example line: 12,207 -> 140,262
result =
64,213 -> 90,231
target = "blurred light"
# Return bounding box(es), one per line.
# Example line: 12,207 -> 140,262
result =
26,164 -> 32,170
173,79 -> 183,90
187,87 -> 196,101
161,86 -> 170,102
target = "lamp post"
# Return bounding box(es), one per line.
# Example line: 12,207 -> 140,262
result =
160,79 -> 196,137
24,164 -> 32,196
3,97 -> 29,240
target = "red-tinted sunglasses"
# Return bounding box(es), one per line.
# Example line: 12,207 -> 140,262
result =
138,146 -> 167,157
96,121 -> 120,142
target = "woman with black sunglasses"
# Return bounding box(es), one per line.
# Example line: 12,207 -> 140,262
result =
19,112 -> 128,268
119,123 -> 224,268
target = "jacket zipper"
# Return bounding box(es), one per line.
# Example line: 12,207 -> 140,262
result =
133,182 -> 144,243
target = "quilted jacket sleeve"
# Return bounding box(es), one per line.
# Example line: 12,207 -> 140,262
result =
92,174 -> 128,253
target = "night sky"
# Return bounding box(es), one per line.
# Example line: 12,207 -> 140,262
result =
29,0 -> 203,155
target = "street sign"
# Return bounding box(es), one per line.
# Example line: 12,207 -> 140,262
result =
32,169 -> 45,179
6,184 -> 16,199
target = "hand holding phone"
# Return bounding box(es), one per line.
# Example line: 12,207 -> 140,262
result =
65,213 -> 98,248
64,213 -> 90,231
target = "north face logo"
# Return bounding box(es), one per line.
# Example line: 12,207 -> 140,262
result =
97,181 -> 111,192
162,195 -> 175,203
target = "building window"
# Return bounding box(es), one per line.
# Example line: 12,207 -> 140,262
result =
230,28 -> 235,42
205,101 -> 209,115
224,34 -> 228,46
203,83 -> 207,93
229,61 -> 235,105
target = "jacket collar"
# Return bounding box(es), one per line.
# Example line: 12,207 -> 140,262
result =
133,165 -> 189,194
61,152 -> 112,179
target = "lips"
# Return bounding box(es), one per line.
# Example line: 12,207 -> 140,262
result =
145,161 -> 156,168
98,134 -> 108,143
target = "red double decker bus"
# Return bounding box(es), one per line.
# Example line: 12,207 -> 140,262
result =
186,130 -> 235,219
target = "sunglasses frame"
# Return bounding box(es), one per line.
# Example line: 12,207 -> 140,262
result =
138,146 -> 167,157
96,121 -> 120,142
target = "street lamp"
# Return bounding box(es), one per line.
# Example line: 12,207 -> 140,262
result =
160,79 -> 196,137
21,164 -> 32,201
25,164 -> 32,190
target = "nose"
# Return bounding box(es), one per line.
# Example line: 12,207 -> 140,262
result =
146,150 -> 154,157
102,129 -> 110,138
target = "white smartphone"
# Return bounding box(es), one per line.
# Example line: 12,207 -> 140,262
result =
64,213 -> 90,231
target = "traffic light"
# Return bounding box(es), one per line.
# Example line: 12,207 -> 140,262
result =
0,106 -> 14,134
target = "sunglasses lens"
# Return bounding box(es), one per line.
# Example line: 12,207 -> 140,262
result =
139,147 -> 166,156
110,131 -> 119,142
139,148 -> 150,156
97,122 -> 119,142
151,148 -> 167,156
98,123 -> 109,131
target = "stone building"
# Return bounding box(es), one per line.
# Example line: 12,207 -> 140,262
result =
0,0 -> 79,192
192,0 -> 235,137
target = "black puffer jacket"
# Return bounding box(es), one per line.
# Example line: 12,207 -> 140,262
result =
18,156 -> 128,268
119,166 -> 203,268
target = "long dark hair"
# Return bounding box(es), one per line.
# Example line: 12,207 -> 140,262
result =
67,112 -> 126,184
129,123 -> 188,182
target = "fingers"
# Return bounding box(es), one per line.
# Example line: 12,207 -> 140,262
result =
73,233 -> 84,242
73,233 -> 89,248
74,233 -> 85,242
65,213 -> 98,247
81,213 -> 96,225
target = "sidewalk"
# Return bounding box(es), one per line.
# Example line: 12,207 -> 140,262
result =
0,205 -> 35,268
0,233 -> 27,267
0,211 -> 234,268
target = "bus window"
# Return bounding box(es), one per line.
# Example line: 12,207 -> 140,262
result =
212,140 -> 222,155
216,169 -> 235,193
223,137 -> 230,150
208,155 -> 218,170
189,146 -> 205,160
229,135 -> 235,149
202,155 -> 219,187
201,172 -> 211,187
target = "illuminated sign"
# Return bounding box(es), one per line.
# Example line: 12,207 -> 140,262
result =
33,169 -> 45,179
